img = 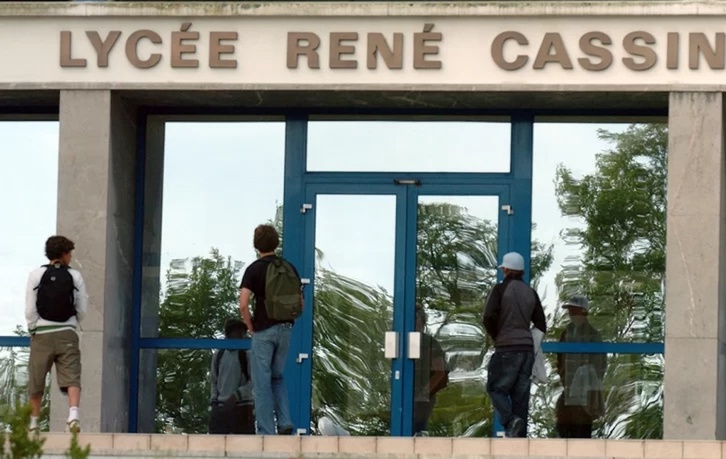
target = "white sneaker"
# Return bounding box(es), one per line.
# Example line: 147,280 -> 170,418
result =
66,420 -> 80,433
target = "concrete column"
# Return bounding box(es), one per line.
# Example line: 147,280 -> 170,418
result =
664,92 -> 726,440
51,91 -> 137,432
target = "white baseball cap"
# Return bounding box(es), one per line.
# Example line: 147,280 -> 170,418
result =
498,252 -> 525,271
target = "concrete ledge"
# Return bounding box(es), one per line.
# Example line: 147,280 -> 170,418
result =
29,434 -> 726,458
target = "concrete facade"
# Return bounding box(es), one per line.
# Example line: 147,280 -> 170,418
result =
2,0 -> 726,441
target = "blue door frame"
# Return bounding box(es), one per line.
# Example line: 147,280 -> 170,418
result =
297,181 -> 512,436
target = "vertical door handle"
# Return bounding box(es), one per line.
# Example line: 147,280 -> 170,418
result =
408,332 -> 421,359
384,331 -> 398,359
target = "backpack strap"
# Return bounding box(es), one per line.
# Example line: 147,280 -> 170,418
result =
214,349 -> 224,380
34,264 -> 79,291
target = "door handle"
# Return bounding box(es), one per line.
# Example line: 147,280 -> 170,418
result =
408,332 -> 421,359
384,331 -> 398,359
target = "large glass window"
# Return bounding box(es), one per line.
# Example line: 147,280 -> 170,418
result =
0,121 -> 58,426
140,122 -> 286,339
137,121 -> 285,433
307,121 -> 511,173
529,122 -> 666,439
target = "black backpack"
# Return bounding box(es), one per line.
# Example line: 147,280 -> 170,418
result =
34,263 -> 77,322
214,349 -> 250,383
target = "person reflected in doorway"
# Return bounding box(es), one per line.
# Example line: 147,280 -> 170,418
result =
413,305 -> 449,436
483,252 -> 546,438
209,318 -> 255,434
555,295 -> 606,438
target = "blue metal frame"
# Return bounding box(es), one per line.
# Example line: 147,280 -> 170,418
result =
138,338 -> 251,350
542,342 -> 664,354
299,177 -> 511,436
0,337 -> 30,347
120,111 -> 668,436
283,117 -> 311,433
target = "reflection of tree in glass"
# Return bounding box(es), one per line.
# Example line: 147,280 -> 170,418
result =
530,124 -> 666,439
152,204 -> 555,436
312,263 -> 392,436
154,250 -> 242,433
0,326 -> 50,431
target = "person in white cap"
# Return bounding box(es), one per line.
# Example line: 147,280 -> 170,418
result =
482,252 -> 546,438
555,295 -> 606,438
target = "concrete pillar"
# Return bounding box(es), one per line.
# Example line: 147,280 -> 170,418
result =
664,92 -> 726,440
51,91 -> 137,432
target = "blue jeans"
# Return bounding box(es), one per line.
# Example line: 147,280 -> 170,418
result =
486,351 -> 534,437
251,323 -> 293,435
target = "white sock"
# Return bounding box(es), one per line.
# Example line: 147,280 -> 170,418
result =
68,407 -> 79,423
29,416 -> 39,429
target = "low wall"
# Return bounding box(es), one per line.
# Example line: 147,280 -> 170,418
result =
30,434 -> 726,459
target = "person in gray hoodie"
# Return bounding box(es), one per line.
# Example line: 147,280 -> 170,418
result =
209,318 -> 255,434
483,252 -> 546,438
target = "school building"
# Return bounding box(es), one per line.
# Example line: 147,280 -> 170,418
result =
1,1 -> 726,457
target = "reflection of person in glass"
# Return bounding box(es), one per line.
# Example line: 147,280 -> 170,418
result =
209,318 -> 255,434
413,306 -> 449,436
556,296 -> 606,438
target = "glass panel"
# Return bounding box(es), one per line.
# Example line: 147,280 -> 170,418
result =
413,195 -> 499,437
141,122 -> 285,338
0,122 -> 59,337
307,121 -> 511,173
531,123 -> 666,343
529,353 -> 663,439
140,348 -> 214,434
311,195 -> 396,436
0,346 -> 50,429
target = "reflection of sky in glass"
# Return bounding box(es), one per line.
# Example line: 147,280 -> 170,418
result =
1,120 -> 632,337
1,122 -> 59,335
307,121 -> 511,173
532,123 -> 628,316
159,123 -> 285,281
315,195 -> 397,294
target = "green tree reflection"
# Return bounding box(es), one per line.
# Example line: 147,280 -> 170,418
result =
0,327 -> 50,431
530,124 -> 666,439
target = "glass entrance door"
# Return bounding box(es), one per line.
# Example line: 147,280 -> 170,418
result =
406,192 -> 506,437
299,183 -> 509,437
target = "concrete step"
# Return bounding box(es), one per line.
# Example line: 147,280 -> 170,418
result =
23,433 -> 719,459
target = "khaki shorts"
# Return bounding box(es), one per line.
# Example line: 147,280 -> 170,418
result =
28,329 -> 81,396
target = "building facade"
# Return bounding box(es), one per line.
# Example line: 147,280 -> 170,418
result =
0,1 -> 723,441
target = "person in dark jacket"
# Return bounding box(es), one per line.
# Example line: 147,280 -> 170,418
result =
555,296 -> 606,438
483,252 -> 546,438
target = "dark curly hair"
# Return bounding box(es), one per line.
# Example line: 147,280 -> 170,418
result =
253,224 -> 279,253
44,236 -> 75,260
224,318 -> 247,338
